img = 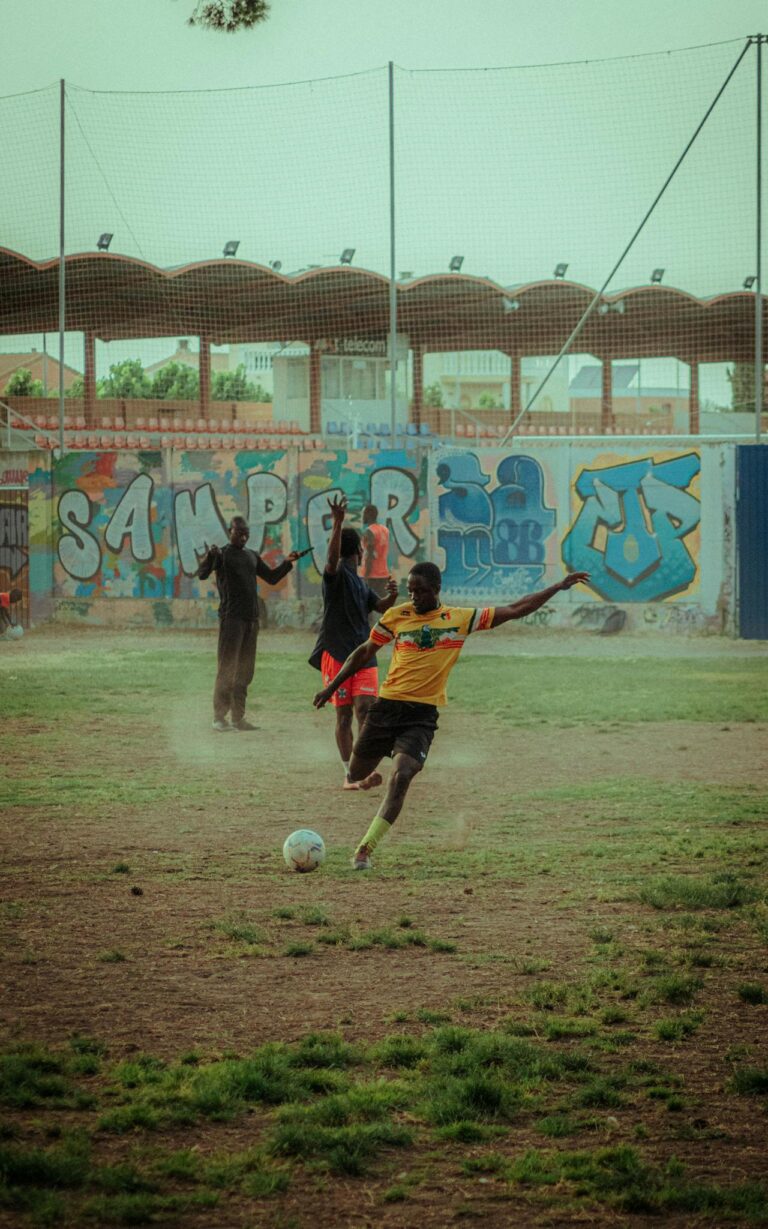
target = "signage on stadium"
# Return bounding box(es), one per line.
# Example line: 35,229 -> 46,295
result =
316,337 -> 388,357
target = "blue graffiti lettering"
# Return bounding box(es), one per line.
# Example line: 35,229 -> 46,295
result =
436,452 -> 556,595
562,453 -> 700,602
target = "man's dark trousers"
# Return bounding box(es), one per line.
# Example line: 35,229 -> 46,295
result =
214,616 -> 258,723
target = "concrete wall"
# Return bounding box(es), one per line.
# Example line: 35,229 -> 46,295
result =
8,439 -> 736,634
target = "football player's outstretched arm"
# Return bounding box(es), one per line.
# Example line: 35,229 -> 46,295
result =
490,572 -> 589,628
313,636 -> 380,708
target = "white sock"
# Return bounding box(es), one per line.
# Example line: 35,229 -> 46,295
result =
342,760 -> 350,778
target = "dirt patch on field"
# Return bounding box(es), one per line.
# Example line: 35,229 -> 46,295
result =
2,638 -> 767,1227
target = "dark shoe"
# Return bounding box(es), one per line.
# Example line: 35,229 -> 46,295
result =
232,718 -> 258,731
212,718 -> 234,733
351,843 -> 372,870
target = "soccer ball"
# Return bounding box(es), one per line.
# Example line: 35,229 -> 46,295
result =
6,625 -> 23,640
282,829 -> 326,873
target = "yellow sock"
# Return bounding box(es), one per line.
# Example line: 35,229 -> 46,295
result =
355,815 -> 391,855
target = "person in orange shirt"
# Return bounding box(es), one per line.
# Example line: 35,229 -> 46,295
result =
313,560 -> 589,869
361,505 -> 391,601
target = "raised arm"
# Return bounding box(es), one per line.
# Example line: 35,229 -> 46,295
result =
197,544 -> 222,581
325,494 -> 347,575
374,576 -> 399,613
491,571 -> 589,628
313,636 -> 381,708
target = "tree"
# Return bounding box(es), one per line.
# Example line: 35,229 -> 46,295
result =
187,0 -> 270,30
727,363 -> 768,413
4,368 -> 44,396
423,382 -> 444,408
478,392 -> 499,409
67,375 -> 85,398
97,358 -> 152,399
212,364 -> 268,401
151,362 -> 200,400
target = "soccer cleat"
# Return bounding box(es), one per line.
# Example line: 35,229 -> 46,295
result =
351,844 -> 372,870
358,771 -> 383,791
212,718 -> 233,732
232,718 -> 258,731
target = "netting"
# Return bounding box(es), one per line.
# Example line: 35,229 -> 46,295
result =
0,37 -> 764,446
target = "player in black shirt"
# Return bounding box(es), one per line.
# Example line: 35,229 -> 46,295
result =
198,516 -> 299,731
309,496 -> 397,787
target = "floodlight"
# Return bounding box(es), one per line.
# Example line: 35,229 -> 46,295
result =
97,233 -> 113,251
651,268 -> 665,284
502,297 -> 520,312
553,263 -> 568,279
449,255 -> 464,273
744,275 -> 757,290
599,300 -> 626,316
269,260 -> 282,272
340,248 -> 355,265
223,240 -> 240,257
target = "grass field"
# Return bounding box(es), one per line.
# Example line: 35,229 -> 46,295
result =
1,625 -> 767,1228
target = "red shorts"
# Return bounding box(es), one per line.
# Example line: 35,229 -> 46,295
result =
321,651 -> 378,708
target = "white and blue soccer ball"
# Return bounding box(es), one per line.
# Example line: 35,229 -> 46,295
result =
282,829 -> 326,873
5,625 -> 24,640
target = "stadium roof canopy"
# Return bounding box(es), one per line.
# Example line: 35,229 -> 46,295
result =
0,247 -> 762,364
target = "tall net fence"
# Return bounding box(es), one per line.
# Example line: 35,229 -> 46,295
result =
0,37 -> 764,445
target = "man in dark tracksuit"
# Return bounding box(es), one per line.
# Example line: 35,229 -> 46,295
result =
198,516 -> 299,732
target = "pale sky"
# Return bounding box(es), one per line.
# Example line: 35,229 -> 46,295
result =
0,0 -> 764,400
0,0 -> 763,93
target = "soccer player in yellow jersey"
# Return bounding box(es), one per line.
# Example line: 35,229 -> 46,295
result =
313,560 -> 589,869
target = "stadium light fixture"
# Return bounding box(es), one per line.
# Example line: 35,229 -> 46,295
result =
269,260 -> 282,272
502,297 -> 520,312
743,275 -> 757,290
651,268 -> 665,284
553,262 -> 568,279
96,233 -> 113,252
223,240 -> 240,257
340,248 -> 355,265
449,255 -> 464,273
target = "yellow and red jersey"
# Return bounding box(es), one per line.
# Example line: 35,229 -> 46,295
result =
370,602 -> 495,707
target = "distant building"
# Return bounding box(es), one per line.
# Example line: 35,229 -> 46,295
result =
569,363 -> 688,417
423,351 -> 570,412
0,350 -> 81,393
144,338 -> 229,376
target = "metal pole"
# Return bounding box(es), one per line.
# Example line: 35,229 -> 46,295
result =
388,61 -> 397,444
499,38 -> 752,448
756,36 -> 764,442
58,78 -> 66,456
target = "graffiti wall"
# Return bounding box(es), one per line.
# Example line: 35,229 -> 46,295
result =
30,446 -> 429,627
18,440 -> 734,632
429,443 -> 731,632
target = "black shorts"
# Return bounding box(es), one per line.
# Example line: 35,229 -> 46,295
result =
353,697 -> 439,766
